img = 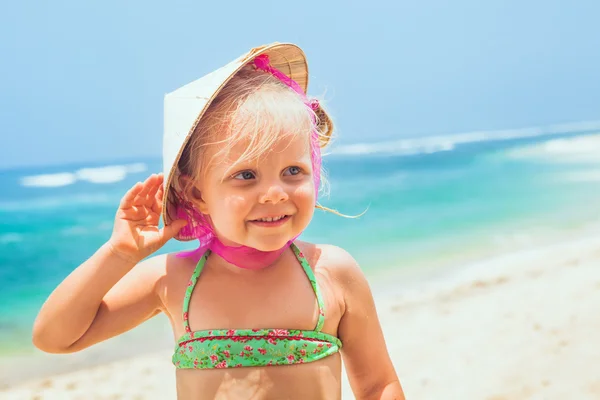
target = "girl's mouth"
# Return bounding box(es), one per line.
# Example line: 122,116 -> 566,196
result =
249,215 -> 291,227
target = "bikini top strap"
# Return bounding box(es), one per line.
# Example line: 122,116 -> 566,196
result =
290,243 -> 325,332
182,250 -> 211,333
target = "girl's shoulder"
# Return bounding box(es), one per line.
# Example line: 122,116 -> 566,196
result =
295,241 -> 365,283
144,250 -> 200,268
133,252 -> 198,294
139,251 -> 201,312
144,251 -> 199,280
296,242 -> 372,318
135,251 -> 189,274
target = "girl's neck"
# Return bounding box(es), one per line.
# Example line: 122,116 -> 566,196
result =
208,235 -> 293,270
206,245 -> 289,275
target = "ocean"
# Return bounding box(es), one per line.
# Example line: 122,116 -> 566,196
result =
1,125 -> 600,363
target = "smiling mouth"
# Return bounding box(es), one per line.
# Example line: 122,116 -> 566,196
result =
249,215 -> 291,226
252,215 -> 288,222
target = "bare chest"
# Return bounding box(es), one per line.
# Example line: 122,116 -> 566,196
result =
163,256 -> 342,339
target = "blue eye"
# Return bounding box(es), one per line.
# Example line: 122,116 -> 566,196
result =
233,171 -> 256,180
284,166 -> 302,176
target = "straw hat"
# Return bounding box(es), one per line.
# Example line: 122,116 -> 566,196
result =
162,42 -> 328,240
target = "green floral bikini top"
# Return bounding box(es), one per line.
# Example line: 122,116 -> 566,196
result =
172,243 -> 342,369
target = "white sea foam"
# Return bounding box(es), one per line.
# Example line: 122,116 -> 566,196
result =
75,166 -> 128,184
331,120 -> 600,157
332,139 -> 455,156
20,173 -> 77,187
559,169 -> 600,182
19,163 -> 148,188
506,133 -> 600,164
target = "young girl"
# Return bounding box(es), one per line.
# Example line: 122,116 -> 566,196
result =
33,43 -> 404,400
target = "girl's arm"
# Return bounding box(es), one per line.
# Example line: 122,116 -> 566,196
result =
32,174 -> 187,353
32,246 -> 164,353
333,247 -> 405,400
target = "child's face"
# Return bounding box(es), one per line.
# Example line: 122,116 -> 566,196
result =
195,133 -> 315,251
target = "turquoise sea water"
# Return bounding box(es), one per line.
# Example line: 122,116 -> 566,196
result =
1,128 -> 600,359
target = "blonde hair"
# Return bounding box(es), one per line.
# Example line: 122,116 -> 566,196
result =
168,64 -> 350,221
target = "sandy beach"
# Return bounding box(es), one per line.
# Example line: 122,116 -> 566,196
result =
2,232 -> 600,400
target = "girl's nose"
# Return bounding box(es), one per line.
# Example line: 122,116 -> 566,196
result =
259,185 -> 289,204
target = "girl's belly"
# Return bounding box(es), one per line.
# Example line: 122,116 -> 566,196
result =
175,352 -> 342,400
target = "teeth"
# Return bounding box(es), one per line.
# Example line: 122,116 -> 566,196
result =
257,215 -> 286,222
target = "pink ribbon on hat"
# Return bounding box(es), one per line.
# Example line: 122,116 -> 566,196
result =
253,54 -> 322,197
175,54 -> 322,270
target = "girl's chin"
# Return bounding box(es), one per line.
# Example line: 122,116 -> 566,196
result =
247,238 -> 293,252
214,232 -> 294,252
245,230 -> 300,252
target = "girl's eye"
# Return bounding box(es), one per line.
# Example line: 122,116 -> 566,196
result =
283,166 -> 302,176
233,171 -> 256,180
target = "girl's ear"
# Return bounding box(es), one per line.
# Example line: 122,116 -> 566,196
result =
179,174 -> 209,214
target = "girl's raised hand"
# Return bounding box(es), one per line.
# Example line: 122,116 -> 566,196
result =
108,173 -> 187,263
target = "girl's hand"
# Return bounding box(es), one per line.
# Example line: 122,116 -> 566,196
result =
108,173 -> 187,263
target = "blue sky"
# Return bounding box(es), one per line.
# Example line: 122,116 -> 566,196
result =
1,0 -> 599,168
